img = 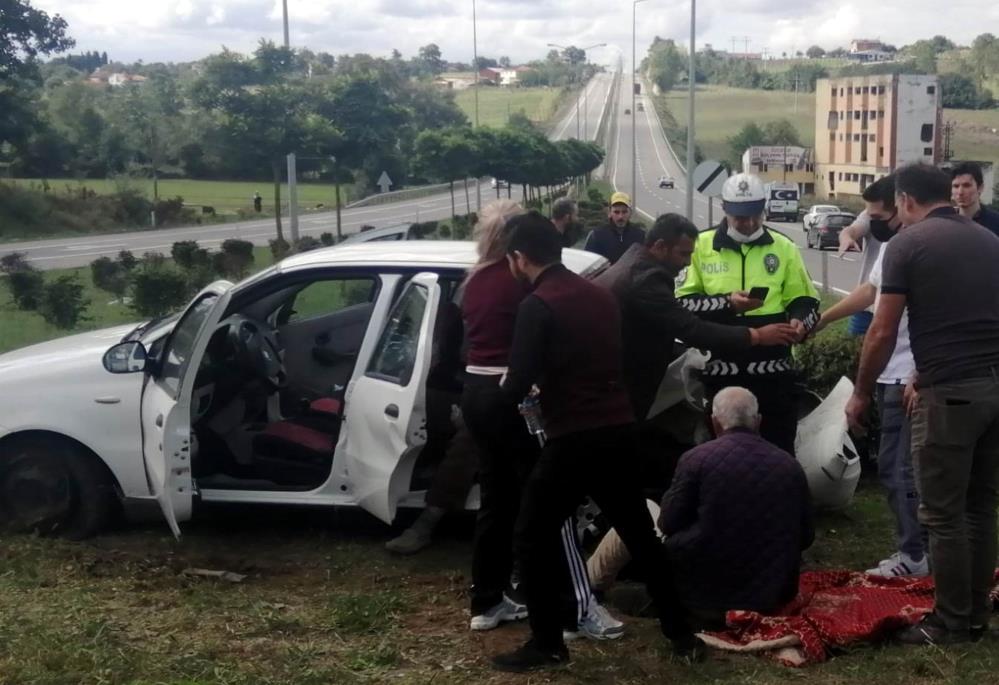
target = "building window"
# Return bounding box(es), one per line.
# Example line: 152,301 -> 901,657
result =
855,86 -> 861,94
878,109 -> 885,116
762,163 -> 768,172
869,134 -> 876,141
921,123 -> 934,142
830,132 -> 836,141
878,86 -> 886,94
924,147 -> 933,155
840,87 -> 845,96
831,88 -> 837,98
870,111 -> 877,119
838,172 -> 843,180
827,111 -> 838,129
862,86 -> 869,94
854,110 -> 861,119
879,146 -> 885,157
927,85 -> 936,95
853,134 -> 861,141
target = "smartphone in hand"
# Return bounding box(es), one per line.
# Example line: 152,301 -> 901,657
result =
748,286 -> 770,301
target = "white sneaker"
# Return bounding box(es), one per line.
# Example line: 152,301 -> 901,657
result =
563,602 -> 625,641
470,595 -> 528,631
865,551 -> 929,578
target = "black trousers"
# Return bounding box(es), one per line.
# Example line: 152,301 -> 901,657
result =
704,374 -> 799,455
462,374 -> 591,623
514,423 -> 693,650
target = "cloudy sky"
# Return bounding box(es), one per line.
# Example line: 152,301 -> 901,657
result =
35,0 -> 999,67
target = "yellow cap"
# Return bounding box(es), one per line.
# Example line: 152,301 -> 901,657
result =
610,191 -> 631,207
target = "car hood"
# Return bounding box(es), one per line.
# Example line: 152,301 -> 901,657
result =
0,324 -> 137,380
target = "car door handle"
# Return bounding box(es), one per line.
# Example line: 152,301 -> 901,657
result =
155,414 -> 164,427
384,404 -> 399,418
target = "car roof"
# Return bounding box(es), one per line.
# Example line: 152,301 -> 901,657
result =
814,205 -> 839,210
267,240 -> 605,274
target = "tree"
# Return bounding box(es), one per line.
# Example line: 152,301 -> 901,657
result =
418,43 -> 445,76
940,72 -> 993,109
726,122 -> 765,168
646,38 -> 684,91
499,56 -> 512,68
561,46 -> 586,66
473,56 -> 498,70
806,45 -> 825,59
1,0 -> 74,154
0,0 -> 74,79
761,120 -> 802,146
969,34 -> 999,89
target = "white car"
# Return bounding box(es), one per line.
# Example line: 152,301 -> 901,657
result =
802,204 -> 841,230
490,178 -> 508,190
658,176 -> 675,190
0,241 -> 607,538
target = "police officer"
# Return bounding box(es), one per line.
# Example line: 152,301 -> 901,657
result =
676,173 -> 819,455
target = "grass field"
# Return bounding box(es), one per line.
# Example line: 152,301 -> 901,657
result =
5,178 -> 350,215
663,85 -> 817,164
944,108 -> 999,166
454,86 -> 563,128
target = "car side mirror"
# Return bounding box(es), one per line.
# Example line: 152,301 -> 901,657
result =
103,341 -> 149,374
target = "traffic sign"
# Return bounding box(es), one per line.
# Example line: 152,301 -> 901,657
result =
377,171 -> 393,193
692,160 -> 729,197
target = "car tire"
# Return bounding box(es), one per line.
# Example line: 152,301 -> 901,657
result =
0,435 -> 116,540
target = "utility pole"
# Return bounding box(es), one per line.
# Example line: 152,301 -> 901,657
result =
471,0 -> 481,212
792,71 -> 801,114
282,0 -> 299,244
633,0 -> 647,208
685,0 -> 696,220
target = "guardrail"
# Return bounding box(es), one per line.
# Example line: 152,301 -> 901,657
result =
344,180 -> 472,209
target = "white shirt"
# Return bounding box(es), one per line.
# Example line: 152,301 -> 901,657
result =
868,244 -> 915,384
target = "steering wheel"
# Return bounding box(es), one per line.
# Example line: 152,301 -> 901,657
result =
224,314 -> 286,389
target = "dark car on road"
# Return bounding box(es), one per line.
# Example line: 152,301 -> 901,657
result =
806,212 -> 857,250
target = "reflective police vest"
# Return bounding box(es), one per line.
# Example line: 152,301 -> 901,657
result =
675,222 -> 819,378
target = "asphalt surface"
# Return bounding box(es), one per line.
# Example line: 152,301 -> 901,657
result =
1,74 -> 616,272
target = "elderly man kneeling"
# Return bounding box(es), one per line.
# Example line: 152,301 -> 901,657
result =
588,387 -> 814,629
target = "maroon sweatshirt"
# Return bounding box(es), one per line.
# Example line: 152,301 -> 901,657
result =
461,260 -> 529,367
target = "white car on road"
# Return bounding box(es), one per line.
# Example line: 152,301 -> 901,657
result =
0,241 -> 607,538
802,204 -> 841,230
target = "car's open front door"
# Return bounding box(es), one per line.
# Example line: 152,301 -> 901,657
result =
340,272 -> 441,523
140,282 -> 233,537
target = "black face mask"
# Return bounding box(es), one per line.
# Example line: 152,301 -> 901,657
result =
869,213 -> 898,242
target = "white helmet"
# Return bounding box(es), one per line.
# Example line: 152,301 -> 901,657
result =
721,173 -> 766,217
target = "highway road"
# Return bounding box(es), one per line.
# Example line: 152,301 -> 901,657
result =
606,74 -> 863,295
0,74 -> 617,271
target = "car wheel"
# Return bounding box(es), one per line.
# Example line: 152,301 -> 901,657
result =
0,435 -> 115,539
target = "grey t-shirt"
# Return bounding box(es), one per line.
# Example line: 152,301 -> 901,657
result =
881,207 -> 999,385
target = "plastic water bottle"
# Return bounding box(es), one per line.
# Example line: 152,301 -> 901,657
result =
519,395 -> 543,434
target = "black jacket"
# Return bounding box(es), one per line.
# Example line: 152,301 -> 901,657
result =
595,244 -> 751,420
658,429 -> 814,616
583,222 -> 646,264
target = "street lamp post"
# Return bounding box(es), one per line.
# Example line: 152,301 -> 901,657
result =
685,0 -> 696,220
471,0 -> 481,212
633,0 -> 647,208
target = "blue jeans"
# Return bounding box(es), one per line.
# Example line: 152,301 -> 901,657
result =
877,383 -> 925,560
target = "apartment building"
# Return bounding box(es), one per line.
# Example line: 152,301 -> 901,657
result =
814,74 -> 941,199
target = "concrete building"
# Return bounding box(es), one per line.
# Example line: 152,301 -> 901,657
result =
741,146 -> 816,194
814,74 -> 941,199
850,39 -> 885,53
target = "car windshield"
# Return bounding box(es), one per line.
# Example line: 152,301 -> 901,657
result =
817,206 -> 838,213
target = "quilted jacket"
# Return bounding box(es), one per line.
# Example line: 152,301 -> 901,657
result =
658,428 -> 814,615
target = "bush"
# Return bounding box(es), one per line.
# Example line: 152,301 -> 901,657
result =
295,236 -> 322,252
794,328 -> 863,396
217,239 -> 255,279
39,275 -> 89,329
117,250 -> 137,271
171,241 -> 211,270
587,186 -> 608,205
185,263 -> 217,294
90,256 -> 129,299
154,196 -> 196,226
320,232 -> 336,246
409,221 -> 439,239
131,267 -> 189,317
0,252 -> 30,274
269,238 -> 291,262
140,252 -> 167,270
7,269 -> 44,310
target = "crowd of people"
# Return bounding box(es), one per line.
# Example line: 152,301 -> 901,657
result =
386,160 -> 999,671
